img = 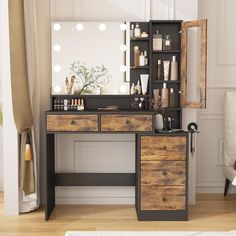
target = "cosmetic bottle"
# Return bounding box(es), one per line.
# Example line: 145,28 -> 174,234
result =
156,60 -> 163,80
170,56 -> 178,81
139,98 -> 145,110
134,46 -> 140,67
144,51 -> 148,65
163,61 -> 170,81
169,88 -> 177,108
135,80 -> 141,95
163,35 -> 172,50
77,99 -> 81,111
153,30 -> 162,51
54,99 -> 57,110
130,83 -> 135,94
139,52 -> 145,66
64,99 -> 68,111
81,99 -> 85,111
134,23 -> 141,38
130,24 -> 134,38
161,83 -> 169,108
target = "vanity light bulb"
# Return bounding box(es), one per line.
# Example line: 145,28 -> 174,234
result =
53,85 -> 61,93
76,23 -> 84,31
53,23 -> 61,31
54,65 -> 61,72
120,65 -> 127,72
120,44 -> 127,52
120,23 -> 127,31
53,44 -> 61,52
99,23 -> 106,31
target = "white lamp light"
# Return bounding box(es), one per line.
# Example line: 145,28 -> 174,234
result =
99,23 -> 106,31
76,23 -> 84,31
53,44 -> 61,52
120,23 -> 127,31
53,23 -> 61,31
53,85 -> 61,93
120,44 -> 127,52
120,65 -> 127,72
54,65 -> 61,72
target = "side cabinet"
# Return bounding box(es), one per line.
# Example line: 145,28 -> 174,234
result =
136,133 -> 188,221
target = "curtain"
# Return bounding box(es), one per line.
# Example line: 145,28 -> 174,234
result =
8,0 -> 40,212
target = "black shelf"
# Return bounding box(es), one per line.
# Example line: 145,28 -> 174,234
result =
130,66 -> 150,69
130,37 -> 150,41
152,80 -> 180,83
52,94 -> 150,98
152,50 -> 181,54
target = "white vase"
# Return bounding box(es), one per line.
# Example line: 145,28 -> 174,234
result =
140,74 -> 149,95
155,113 -> 164,131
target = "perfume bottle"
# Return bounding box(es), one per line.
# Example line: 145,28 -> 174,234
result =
156,60 -> 163,80
144,51 -> 148,65
134,46 -> 140,67
169,88 -> 177,108
130,24 -> 134,39
170,56 -> 178,81
163,35 -> 172,50
134,23 -> 141,38
139,52 -> 145,66
161,83 -> 169,108
153,30 -> 162,51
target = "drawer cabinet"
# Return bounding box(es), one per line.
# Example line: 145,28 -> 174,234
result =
47,114 -> 98,132
101,114 -> 153,132
136,133 -> 188,221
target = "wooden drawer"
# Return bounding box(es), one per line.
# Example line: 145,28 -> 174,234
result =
141,161 -> 186,186
101,114 -> 153,132
141,136 -> 186,161
47,115 -> 98,132
141,185 -> 185,210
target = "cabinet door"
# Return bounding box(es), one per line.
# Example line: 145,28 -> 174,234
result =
181,19 -> 207,108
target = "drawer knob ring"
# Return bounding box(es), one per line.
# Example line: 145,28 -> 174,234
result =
70,120 -> 76,125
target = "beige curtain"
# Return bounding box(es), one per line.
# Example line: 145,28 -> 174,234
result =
8,0 -> 40,212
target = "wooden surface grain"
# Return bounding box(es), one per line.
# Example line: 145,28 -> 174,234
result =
101,114 -> 153,132
141,160 -> 186,186
141,136 -> 186,161
47,115 -> 98,132
141,185 -> 186,210
1,193 -> 236,235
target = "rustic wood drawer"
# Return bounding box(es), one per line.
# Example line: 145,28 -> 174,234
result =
141,161 -> 186,186
101,114 -> 153,132
47,115 -> 98,132
141,136 -> 186,161
141,185 -> 185,210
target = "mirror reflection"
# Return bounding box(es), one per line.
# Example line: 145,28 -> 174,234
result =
51,22 -> 130,95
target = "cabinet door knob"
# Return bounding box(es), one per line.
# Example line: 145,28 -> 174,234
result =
163,146 -> 167,150
70,120 -> 76,125
162,196 -> 167,202
162,171 -> 167,176
125,120 -> 130,125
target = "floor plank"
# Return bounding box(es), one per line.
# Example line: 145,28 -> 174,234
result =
0,192 -> 236,236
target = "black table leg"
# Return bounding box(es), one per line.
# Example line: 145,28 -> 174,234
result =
45,133 -> 55,221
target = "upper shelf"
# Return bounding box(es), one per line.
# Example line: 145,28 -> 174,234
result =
152,50 -> 181,54
130,37 -> 150,41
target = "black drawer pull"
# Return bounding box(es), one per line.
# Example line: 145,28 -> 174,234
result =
70,120 -> 76,125
162,171 -> 167,176
162,196 -> 167,202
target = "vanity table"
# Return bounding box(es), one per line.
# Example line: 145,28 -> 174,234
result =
45,19 -> 207,221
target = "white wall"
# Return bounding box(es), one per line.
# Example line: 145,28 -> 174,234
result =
0,0 -> 19,214
196,0 -> 236,193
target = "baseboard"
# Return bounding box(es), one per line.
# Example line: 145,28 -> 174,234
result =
197,185 -> 236,193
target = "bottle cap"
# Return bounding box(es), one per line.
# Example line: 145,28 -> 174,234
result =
165,35 -> 170,39
170,88 -> 174,93
156,30 -> 159,34
140,52 -> 143,55
131,24 -> 134,29
158,60 -> 161,64
163,83 -> 167,89
136,23 -> 139,27
134,46 -> 139,50
172,56 -> 176,62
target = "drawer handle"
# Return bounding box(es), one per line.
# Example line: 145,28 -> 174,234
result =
162,196 -> 167,202
125,120 -> 130,125
70,120 -> 76,125
162,171 -> 167,176
162,146 -> 173,151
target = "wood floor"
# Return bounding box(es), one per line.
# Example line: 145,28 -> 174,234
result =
0,192 -> 236,236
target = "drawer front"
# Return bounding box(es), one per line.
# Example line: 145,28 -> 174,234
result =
141,161 -> 186,186
101,114 -> 153,132
141,136 -> 186,161
47,115 -> 98,132
141,185 -> 185,210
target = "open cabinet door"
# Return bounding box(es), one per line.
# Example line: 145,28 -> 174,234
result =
181,19 -> 207,108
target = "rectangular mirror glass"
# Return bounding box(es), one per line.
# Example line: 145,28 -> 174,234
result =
51,22 -> 130,95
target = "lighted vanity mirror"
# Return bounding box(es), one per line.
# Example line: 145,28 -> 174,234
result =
52,22 -> 130,95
